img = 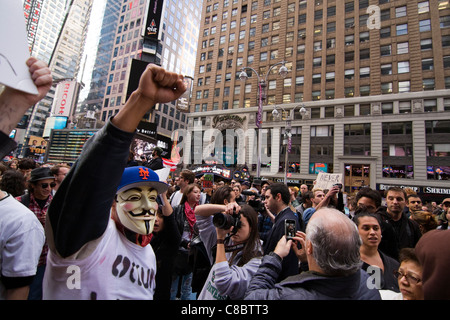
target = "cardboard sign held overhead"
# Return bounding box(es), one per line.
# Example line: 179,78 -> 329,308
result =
314,172 -> 343,190
0,0 -> 38,95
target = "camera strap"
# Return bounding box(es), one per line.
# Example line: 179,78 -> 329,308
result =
225,243 -> 245,252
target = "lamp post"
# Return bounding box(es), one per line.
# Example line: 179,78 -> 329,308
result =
272,104 -> 307,185
239,61 -> 288,178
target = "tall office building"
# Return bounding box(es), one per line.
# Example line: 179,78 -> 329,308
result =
187,0 -> 450,201
96,0 -> 202,155
22,0 -> 92,140
77,0 -> 122,117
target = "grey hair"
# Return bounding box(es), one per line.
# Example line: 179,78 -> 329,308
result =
306,208 -> 362,277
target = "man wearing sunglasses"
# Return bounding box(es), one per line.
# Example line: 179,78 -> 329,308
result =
16,167 -> 55,300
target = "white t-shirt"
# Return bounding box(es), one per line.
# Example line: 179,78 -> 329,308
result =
43,218 -> 156,300
0,193 -> 45,299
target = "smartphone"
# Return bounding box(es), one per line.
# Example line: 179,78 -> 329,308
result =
333,183 -> 343,189
285,219 -> 296,240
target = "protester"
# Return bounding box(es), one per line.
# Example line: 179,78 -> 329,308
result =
244,208 -> 380,300
0,169 -> 26,197
170,169 -> 196,206
436,198 -> 450,229
150,190 -> 181,300
406,194 -> 423,218
15,167 -> 55,299
410,211 -> 438,234
146,147 -> 164,171
0,188 -> 45,300
42,63 -> 186,299
195,195 -> 263,300
50,164 -> 70,193
381,248 -> 424,300
415,229 -> 450,300
303,186 -> 340,226
170,183 -> 202,300
289,186 -> 300,208
18,158 -> 37,183
353,212 -> 399,293
261,182 -> 300,281
377,187 -> 422,258
0,57 -> 52,159
354,187 -> 398,260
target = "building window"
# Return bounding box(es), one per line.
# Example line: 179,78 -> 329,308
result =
419,19 -> 431,32
440,16 -> 450,28
380,27 -> 391,38
395,6 -> 407,17
418,1 -> 430,14
381,82 -> 393,94
398,61 -> 410,74
397,42 -> 409,54
421,39 -> 432,51
396,24 -> 408,36
398,81 -> 411,93
381,64 -> 392,75
380,45 -> 391,56
422,58 -> 434,70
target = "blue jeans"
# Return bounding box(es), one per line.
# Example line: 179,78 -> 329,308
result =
170,273 -> 196,300
28,264 -> 45,300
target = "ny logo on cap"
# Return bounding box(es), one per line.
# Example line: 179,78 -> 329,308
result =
139,167 -> 150,180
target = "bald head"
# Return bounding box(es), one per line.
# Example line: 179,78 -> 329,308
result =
306,208 -> 362,277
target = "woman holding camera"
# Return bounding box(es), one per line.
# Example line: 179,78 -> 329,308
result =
194,186 -> 263,300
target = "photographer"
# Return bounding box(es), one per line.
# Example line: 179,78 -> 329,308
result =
194,186 -> 263,300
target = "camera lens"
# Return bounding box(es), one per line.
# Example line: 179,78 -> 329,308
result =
213,213 -> 231,229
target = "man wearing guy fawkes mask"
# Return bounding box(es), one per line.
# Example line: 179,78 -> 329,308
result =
42,64 -> 186,300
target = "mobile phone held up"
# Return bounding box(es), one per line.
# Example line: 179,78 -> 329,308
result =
285,219 -> 296,240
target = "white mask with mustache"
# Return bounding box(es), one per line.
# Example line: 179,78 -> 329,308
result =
116,186 -> 159,235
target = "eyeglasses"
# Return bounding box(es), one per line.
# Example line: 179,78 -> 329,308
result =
442,202 -> 450,207
39,182 -> 56,189
393,270 -> 421,285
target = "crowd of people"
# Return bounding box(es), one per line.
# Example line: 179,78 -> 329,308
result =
1,57 -> 449,301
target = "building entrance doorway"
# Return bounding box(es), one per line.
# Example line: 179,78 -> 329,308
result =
344,164 -> 370,195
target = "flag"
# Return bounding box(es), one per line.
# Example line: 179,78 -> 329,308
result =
162,158 -> 177,171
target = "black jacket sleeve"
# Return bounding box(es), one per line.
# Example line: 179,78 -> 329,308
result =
47,118 -> 135,258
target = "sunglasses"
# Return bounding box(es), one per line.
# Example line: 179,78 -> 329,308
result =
443,202 -> 450,207
39,182 -> 56,189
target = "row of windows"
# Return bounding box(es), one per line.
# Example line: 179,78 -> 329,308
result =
193,77 -> 450,111
193,119 -> 450,179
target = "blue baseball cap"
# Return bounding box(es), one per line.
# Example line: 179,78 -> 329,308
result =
117,166 -> 168,194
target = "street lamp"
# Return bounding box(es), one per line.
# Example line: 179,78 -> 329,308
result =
272,104 -> 307,184
239,61 -> 288,178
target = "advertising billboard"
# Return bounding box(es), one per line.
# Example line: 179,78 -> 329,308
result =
142,0 -> 164,40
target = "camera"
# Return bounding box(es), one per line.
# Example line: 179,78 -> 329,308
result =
242,190 -> 266,213
213,209 -> 241,230
332,183 -> 343,189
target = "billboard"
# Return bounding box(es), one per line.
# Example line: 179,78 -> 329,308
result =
143,0 -> 164,40
51,80 -> 79,117
175,76 -> 193,112
43,116 -> 68,138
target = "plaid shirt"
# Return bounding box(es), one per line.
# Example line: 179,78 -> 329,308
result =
16,193 -> 52,266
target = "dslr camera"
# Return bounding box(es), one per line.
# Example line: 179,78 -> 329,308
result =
241,190 -> 266,213
213,209 -> 242,230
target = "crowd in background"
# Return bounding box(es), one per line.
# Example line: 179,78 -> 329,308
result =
1,155 -> 450,300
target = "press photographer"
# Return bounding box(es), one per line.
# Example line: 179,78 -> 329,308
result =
194,186 -> 263,300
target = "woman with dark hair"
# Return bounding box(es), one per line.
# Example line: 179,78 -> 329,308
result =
353,211 -> 400,293
195,186 -> 263,300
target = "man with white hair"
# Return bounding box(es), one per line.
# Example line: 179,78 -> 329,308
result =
244,208 -> 381,300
